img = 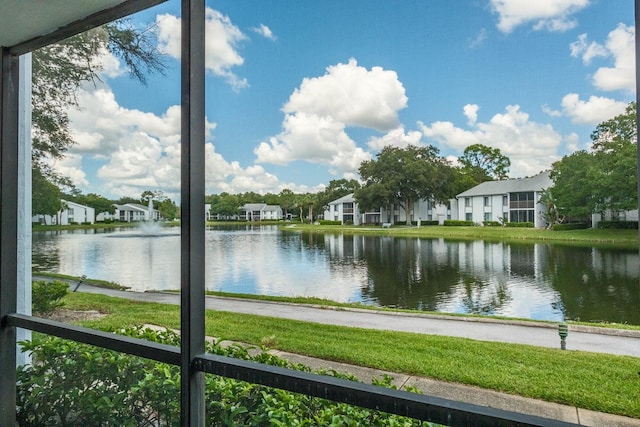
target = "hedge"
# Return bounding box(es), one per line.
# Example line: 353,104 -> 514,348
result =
482,221 -> 501,227
318,220 -> 342,225
505,222 -> 534,228
17,327 -> 429,426
443,220 -> 474,226
414,220 -> 439,226
552,222 -> 589,231
597,220 -> 638,229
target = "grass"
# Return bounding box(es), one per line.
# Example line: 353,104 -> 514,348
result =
282,223 -> 639,248
63,292 -> 640,419
32,272 -> 127,290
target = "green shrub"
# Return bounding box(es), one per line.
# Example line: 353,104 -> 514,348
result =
482,221 -> 501,227
597,220 -> 638,229
17,327 -> 431,426
318,220 -> 342,225
552,222 -> 589,231
505,222 -> 534,228
344,220 -> 353,225
394,221 -> 407,225
415,220 -> 439,226
443,220 -> 474,226
31,280 -> 69,315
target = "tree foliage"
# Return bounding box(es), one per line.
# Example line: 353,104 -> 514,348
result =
32,168 -> 62,217
32,21 -> 165,183
314,179 -> 361,215
458,143 -> 510,183
355,145 -> 454,219
551,102 -> 637,218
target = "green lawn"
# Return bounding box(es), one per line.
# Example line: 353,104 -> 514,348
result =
283,223 -> 639,247
63,292 -> 640,419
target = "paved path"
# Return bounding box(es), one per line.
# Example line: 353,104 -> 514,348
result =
73,283 -> 640,357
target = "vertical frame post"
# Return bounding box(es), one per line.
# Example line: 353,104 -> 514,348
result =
636,0 -> 640,249
0,47 -> 20,425
180,0 -> 206,425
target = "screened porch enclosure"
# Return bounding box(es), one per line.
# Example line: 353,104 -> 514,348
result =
2,1 -> 638,426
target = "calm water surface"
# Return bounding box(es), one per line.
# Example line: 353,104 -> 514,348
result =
32,225 -> 640,324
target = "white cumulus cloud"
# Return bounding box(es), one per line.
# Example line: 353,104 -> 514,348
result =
156,8 -> 248,90
560,93 -> 628,124
283,58 -> 408,132
490,0 -> 591,34
418,104 -> 564,177
251,24 -> 276,41
591,24 -> 635,93
255,59 -> 409,176
64,85 -> 294,198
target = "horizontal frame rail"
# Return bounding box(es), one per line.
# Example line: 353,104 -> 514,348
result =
6,313 -> 180,365
194,353 -> 579,427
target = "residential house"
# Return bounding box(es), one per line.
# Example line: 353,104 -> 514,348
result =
324,194 -> 362,225
115,203 -> 160,222
32,199 -> 95,225
240,203 -> 283,221
453,171 -> 553,228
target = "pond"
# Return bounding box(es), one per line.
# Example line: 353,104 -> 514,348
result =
32,225 -> 640,325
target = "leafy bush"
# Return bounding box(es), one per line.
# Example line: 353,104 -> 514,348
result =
597,220 -> 638,229
505,222 -> 534,228
344,220 -> 353,225
552,222 -> 589,231
482,221 -> 501,227
318,220 -> 341,225
17,327 -> 432,426
412,220 -> 439,226
443,220 -> 474,226
31,280 -> 69,315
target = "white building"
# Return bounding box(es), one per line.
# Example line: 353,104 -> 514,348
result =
453,171 -> 553,228
114,203 -> 160,222
324,194 -> 362,225
32,199 -> 95,225
240,203 -> 283,221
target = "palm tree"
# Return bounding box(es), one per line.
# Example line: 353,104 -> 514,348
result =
538,188 -> 563,228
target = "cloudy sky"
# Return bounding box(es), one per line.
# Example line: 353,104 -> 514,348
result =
55,0 -> 635,200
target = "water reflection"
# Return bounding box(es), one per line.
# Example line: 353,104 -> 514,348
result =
31,226 -> 640,324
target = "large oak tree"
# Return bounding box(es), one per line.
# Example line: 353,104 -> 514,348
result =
355,145 -> 454,221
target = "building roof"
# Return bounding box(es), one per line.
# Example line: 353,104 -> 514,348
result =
263,205 -> 281,212
115,203 -> 150,212
61,199 -> 94,210
243,203 -> 267,211
456,171 -> 552,198
328,193 -> 356,205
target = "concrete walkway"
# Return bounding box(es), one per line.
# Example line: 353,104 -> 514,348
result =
69,283 -> 640,425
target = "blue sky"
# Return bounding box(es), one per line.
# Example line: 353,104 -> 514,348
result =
56,0 -> 635,200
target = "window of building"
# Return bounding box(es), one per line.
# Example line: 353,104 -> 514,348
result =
465,213 -> 472,221
503,195 -> 508,206
484,212 -> 492,222
483,196 -> 490,207
465,197 -> 471,207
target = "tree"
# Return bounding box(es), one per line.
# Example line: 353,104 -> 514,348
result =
278,189 -> 296,219
32,21 -> 165,185
355,145 -> 454,222
32,169 -> 62,220
551,102 -> 637,218
458,144 -> 510,183
314,179 -> 361,216
157,198 -> 179,220
537,188 -> 563,228
208,193 -> 241,218
70,193 -> 115,215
